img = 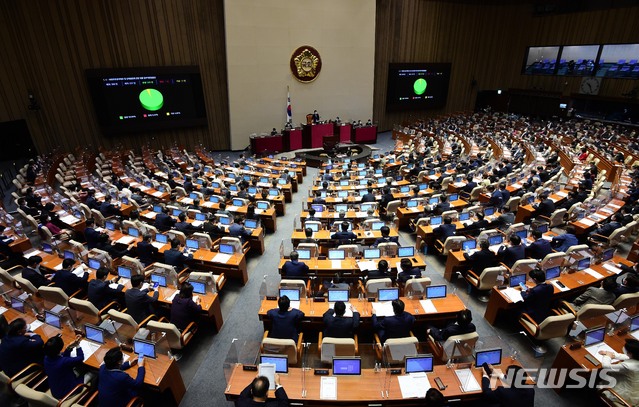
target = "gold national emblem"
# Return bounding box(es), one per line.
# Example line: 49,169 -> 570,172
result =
290,46 -> 322,83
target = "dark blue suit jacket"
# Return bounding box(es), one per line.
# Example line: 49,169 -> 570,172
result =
88,279 -> 123,309
124,288 -> 159,323
99,202 -> 119,217
22,266 -> 49,288
372,236 -> 399,247
525,239 -> 553,260
229,223 -> 252,243
498,244 -> 526,268
481,376 -> 535,407
135,240 -> 158,266
429,322 -> 476,341
0,334 -> 44,377
164,248 -> 190,271
98,364 -> 145,407
323,309 -> 360,338
463,249 -> 497,274
331,231 -> 357,242
372,311 -> 415,342
522,283 -> 554,323
282,260 -> 309,280
44,348 -> 84,399
52,269 -> 88,296
361,193 -> 376,203
433,223 -> 457,241
398,267 -> 422,283
154,213 -> 176,231
266,308 -> 305,341
84,227 -> 101,249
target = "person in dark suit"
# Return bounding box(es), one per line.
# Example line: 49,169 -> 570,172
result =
432,194 -> 451,215
462,175 -> 477,194
589,213 -> 624,242
136,234 -> 158,266
52,258 -> 88,296
485,185 -> 503,209
88,267 -> 123,309
124,274 -> 159,323
237,375 -> 288,407
613,275 -> 639,297
372,225 -> 398,247
175,213 -> 201,234
432,216 -> 457,242
532,192 -> 555,219
85,190 -> 99,210
17,197 -> 40,217
155,206 -> 176,232
397,257 -> 421,283
499,182 -> 511,207
21,255 -> 51,288
266,296 -> 305,342
525,230 -> 552,260
427,309 -> 476,341
366,259 -> 392,282
99,195 -> 120,218
164,238 -> 192,271
83,218 -> 101,249
171,282 -> 202,331
380,188 -> 393,211
361,187 -> 376,203
98,347 -> 145,407
481,365 -> 535,407
464,213 -> 490,236
521,268 -> 554,323
0,318 -> 44,377
498,235 -> 526,269
331,222 -> 357,243
322,301 -> 360,338
551,225 -> 579,253
229,216 -> 252,243
312,110 -> 320,123
43,335 -> 84,399
463,240 -> 497,276
298,227 -> 317,244
281,251 -> 309,281
372,299 -> 415,343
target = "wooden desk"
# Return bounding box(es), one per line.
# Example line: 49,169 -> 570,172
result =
570,199 -> 625,236
290,229 -> 399,249
514,190 -> 570,224
277,256 -> 427,279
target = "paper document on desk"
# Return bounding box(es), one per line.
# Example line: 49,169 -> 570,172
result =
357,261 -> 376,272
556,191 -> 568,197
331,260 -> 342,269
72,265 -> 87,278
116,236 -> 136,245
151,242 -> 165,250
165,291 -> 179,302
109,283 -> 120,290
72,340 -> 101,362
551,280 -> 569,292
289,301 -> 300,310
455,368 -> 481,392
23,250 -> 42,259
580,219 -> 596,226
585,343 -> 615,365
501,287 -> 524,303
181,198 -> 193,205
226,205 -> 239,212
583,268 -> 604,280
258,363 -> 276,390
398,373 -> 431,398
602,264 -> 622,274
191,220 -> 203,227
144,212 -> 157,219
419,299 -> 438,314
212,253 -> 232,264
372,301 -> 395,317
60,215 -> 80,225
0,306 -> 7,315
29,320 -> 44,331
609,203 -> 621,209
320,376 -> 337,400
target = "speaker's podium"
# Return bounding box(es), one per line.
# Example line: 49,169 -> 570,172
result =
302,116 -> 333,149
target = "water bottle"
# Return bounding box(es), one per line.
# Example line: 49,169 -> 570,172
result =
258,275 -> 268,300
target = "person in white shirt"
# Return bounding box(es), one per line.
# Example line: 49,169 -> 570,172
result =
599,338 -> 639,406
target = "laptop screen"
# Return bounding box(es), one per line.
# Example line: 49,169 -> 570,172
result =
338,191 -> 348,198
190,281 -> 207,294
85,324 -> 105,344
42,242 -> 53,254
257,201 -> 269,210
484,207 -> 495,216
219,244 -> 234,254
268,189 -> 279,196
311,204 -> 324,213
430,216 -> 442,226
260,355 -> 288,373
296,249 -> 311,260
306,222 -> 320,232
400,186 -> 410,193
189,193 -> 199,200
602,248 -> 615,262
195,213 -> 207,221
88,258 -> 101,270
44,311 -> 61,329
398,246 -> 415,257
630,314 -> 639,332
186,239 -> 199,250
128,227 -> 139,237
172,209 -> 182,217
378,288 -> 399,301
371,222 -> 385,231
64,250 -> 75,260
155,233 -> 168,244
545,266 -> 561,280
245,219 -> 258,229
328,289 -> 349,303
476,348 -> 502,366
117,266 -> 132,279
153,205 -> 162,213
488,235 -> 504,246
515,230 -> 528,240
462,240 -> 477,251
333,357 -> 361,375
133,339 -> 156,359
151,273 -> 167,287
510,273 -> 527,287
459,212 -> 470,221
407,200 -> 419,208
279,288 -> 300,301
361,203 -> 374,212
577,257 -> 591,271
405,355 -> 434,373
426,285 -> 447,299
449,194 -> 459,202
335,204 -> 348,213
328,250 -> 345,260
105,221 -> 116,231
584,327 -> 606,346
536,224 -> 549,234
10,297 -> 25,313
219,216 -> 232,225
419,183 -> 428,190
429,197 -> 439,205
364,248 -> 381,259
340,180 -> 350,186
232,198 -> 244,207
209,196 -> 220,203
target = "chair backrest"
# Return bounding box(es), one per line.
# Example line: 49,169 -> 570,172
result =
321,337 -> 356,364
506,196 -> 521,212
536,313 -> 576,340
167,230 -> 186,246
477,266 -> 506,291
337,244 -> 359,257
607,226 -> 627,246
612,292 -> 639,310
510,259 -> 538,275
121,256 -> 144,275
39,225 -> 53,242
441,331 -> 479,362
0,267 -> 16,286
69,298 -> 100,322
38,286 -> 70,307
90,209 -> 106,226
384,336 -> 419,364
220,236 -> 243,254
14,383 -> 58,407
146,320 -> 183,349
365,278 -> 393,297
304,220 -> 322,231
415,217 -> 430,228
405,277 -> 431,297
280,279 -> 307,298
188,271 -> 221,291
378,242 -> 398,257
540,251 -> 567,269
442,236 -> 465,255
256,200 -> 271,209
477,229 -> 499,242
576,304 -> 615,321
470,186 -> 483,200
385,200 -> 402,216
565,244 -> 590,255
192,232 -> 213,249
261,337 -> 298,364
14,275 -> 38,295
296,243 -> 319,257
108,309 -> 139,329
548,209 -> 567,227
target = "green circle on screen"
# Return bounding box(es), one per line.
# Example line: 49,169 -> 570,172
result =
139,88 -> 164,111
413,78 -> 427,95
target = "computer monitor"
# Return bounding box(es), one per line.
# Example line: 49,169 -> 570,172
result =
328,249 -> 346,260
601,248 -> 615,262
155,233 -> 168,244
398,246 -> 415,257
364,248 -> 381,259
189,192 -> 199,200
340,180 -> 350,186
430,216 -> 442,226
296,249 -> 311,260
219,244 -> 234,254
328,289 -> 349,303
332,357 -> 361,375
209,196 -> 220,203
407,200 -> 419,208
459,212 -> 470,221
484,207 -> 495,216
449,194 -> 459,202
375,168 -> 383,174
515,230 -> 528,240
189,280 -> 207,295
358,172 -> 367,178
268,189 -> 279,196
630,314 -> 639,332
378,288 -> 399,301
73,209 -> 84,219
358,190 -> 368,197
536,224 -> 549,234
171,209 -> 182,217
335,204 -> 348,213
527,196 -> 535,205
186,239 -> 199,250
279,288 -> 300,301
195,212 -> 207,221
117,266 -> 132,279
44,310 -> 61,329
361,203 -> 375,212
150,273 -> 167,287
400,186 -> 410,193
64,250 -> 75,260
462,240 -> 477,251
229,185 -> 238,192
153,204 -> 163,213
371,222 -> 385,231
219,216 -> 232,225
257,201 -> 269,210
488,235 -> 503,246
85,324 -> 105,344
88,258 -> 101,270
428,197 -> 439,205
475,348 -> 502,366
426,285 -> 447,299
133,339 -> 156,359
105,221 -> 116,231
10,297 -> 25,313
260,355 -> 288,373
128,227 -> 139,237
232,198 -> 244,207
248,186 -> 257,194
510,273 -> 527,287
577,257 -> 591,271
338,191 -> 348,198
545,266 -> 561,280
584,327 -> 606,346
405,355 -> 434,373
211,182 -> 220,188
311,204 -> 324,213
278,178 -> 287,185
41,242 -> 53,254
245,219 -> 258,229
306,222 -> 320,232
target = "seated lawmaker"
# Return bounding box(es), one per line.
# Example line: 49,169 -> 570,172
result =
282,251 -> 309,281
22,255 -> 51,288
521,268 -> 554,323
266,296 -> 305,342
322,301 -> 360,338
98,348 -> 145,407
432,216 -> 456,242
88,267 -> 123,309
136,234 -> 159,266
481,365 -> 535,407
366,259 -> 391,282
125,275 -> 159,323
589,213 -> 624,242
569,277 -> 617,311
497,235 -> 525,269
331,222 -> 357,243
372,225 -> 398,247
372,299 -> 414,343
229,216 -> 252,243
52,258 -> 88,296
463,240 -> 497,277
43,335 -> 85,399
171,282 -> 202,331
0,318 -> 44,377
397,257 -> 421,283
155,206 -> 177,232
525,230 -> 552,260
551,225 -> 578,253
238,375 -> 288,407
164,238 -> 192,271
614,274 -> 639,297
427,309 -> 476,341
99,195 -> 120,218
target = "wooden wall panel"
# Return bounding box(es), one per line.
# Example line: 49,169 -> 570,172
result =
374,0 -> 639,131
0,0 -> 230,154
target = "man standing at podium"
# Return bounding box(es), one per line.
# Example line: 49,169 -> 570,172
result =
312,110 -> 320,124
